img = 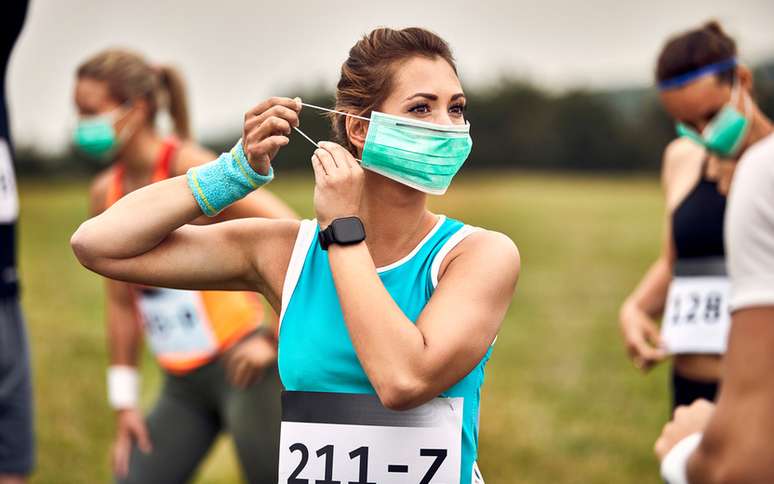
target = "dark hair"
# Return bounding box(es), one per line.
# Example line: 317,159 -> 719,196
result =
77,48 -> 191,139
331,27 -> 457,155
656,20 -> 737,86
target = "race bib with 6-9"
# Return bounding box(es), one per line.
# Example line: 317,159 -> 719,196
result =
279,391 -> 463,484
136,287 -> 218,358
661,275 -> 731,354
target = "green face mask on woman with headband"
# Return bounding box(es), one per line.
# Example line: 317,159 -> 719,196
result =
295,103 -> 473,195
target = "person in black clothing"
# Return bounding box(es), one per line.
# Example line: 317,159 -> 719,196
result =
0,1 -> 32,483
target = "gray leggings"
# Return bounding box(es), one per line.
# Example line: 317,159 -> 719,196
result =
117,358 -> 281,484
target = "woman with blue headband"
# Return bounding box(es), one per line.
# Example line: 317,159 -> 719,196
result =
647,21 -> 774,484
70,27 -> 520,484
618,21 -> 750,411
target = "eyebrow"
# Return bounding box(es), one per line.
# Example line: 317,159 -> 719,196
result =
405,92 -> 466,101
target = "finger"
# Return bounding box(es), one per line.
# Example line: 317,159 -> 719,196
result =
250,105 -> 301,130
234,359 -> 252,389
252,116 -> 292,142
319,141 -> 354,171
311,153 -> 328,180
247,135 -> 290,160
133,421 -> 153,453
642,320 -> 666,349
246,96 -> 301,119
314,147 -> 338,173
113,437 -> 129,478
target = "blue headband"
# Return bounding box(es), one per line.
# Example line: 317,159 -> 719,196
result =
657,58 -> 737,91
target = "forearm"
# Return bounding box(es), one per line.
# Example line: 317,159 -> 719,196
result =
73,176 -> 201,263
328,242 -> 429,408
623,256 -> 671,319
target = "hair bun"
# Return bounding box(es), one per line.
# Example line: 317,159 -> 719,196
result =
703,20 -> 726,37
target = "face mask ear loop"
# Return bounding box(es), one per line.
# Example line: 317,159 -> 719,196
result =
299,102 -> 371,121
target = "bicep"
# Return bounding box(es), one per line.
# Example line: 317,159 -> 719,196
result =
416,233 -> 519,390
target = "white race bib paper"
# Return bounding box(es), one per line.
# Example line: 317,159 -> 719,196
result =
662,275 -> 731,354
136,287 -> 217,357
279,391 -> 463,484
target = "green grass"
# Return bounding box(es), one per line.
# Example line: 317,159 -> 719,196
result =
18,173 -> 668,483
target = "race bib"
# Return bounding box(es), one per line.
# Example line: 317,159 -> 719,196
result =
279,391 -> 463,484
136,287 -> 218,358
0,139 -> 19,223
662,275 -> 731,354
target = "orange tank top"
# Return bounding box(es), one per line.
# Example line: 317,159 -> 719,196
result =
106,138 -> 262,374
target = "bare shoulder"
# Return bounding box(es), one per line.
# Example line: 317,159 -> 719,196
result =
440,228 -> 520,285
661,138 -> 704,192
172,140 -> 218,175
88,166 -> 115,215
661,138 -> 706,211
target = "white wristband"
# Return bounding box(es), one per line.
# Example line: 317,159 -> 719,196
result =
661,432 -> 702,484
107,366 -> 140,409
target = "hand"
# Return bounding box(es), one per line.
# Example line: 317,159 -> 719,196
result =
242,96 -> 302,175
223,332 -> 277,389
655,399 -> 715,460
112,407 -> 152,478
619,302 -> 668,372
310,141 -> 364,228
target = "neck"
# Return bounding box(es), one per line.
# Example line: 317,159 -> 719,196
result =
747,108 -> 774,148
116,126 -> 164,176
358,172 -> 436,268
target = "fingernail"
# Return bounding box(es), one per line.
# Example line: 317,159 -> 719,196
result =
294,97 -> 302,109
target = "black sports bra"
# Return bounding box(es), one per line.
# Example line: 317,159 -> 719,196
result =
672,158 -> 727,259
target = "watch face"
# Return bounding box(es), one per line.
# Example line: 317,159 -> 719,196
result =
332,217 -> 366,244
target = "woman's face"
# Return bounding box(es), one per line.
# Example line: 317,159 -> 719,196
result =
659,75 -> 739,134
74,77 -> 139,134
379,56 -> 466,125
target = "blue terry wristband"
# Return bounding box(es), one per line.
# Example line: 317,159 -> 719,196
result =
186,139 -> 274,216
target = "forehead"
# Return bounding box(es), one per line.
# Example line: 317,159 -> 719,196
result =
74,77 -> 119,111
388,56 -> 462,99
659,75 -> 730,121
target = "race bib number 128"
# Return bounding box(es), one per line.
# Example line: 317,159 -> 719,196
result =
279,392 -> 463,484
661,276 -> 731,354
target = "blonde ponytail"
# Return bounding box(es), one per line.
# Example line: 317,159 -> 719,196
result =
157,65 -> 191,140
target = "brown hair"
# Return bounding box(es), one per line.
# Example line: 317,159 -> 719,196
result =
77,48 -> 191,139
656,20 -> 737,86
331,27 -> 457,154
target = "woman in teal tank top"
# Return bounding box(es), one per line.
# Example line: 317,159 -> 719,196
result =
70,27 -> 520,484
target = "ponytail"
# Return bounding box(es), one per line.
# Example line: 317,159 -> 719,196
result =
157,65 -> 191,140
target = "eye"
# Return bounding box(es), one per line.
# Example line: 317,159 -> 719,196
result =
449,103 -> 466,116
407,103 -> 431,114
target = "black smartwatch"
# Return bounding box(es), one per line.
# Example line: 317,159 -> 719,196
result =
318,216 -> 366,250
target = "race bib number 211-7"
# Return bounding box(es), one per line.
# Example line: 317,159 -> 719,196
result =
279,391 -> 463,484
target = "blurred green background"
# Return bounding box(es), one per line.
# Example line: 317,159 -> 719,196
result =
20,172 -> 669,483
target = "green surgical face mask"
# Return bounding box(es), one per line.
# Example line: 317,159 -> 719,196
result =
72,104 -> 131,161
360,111 -> 472,195
675,82 -> 750,158
295,103 -> 473,195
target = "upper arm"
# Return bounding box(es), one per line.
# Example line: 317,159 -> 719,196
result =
92,216 -> 300,305
690,308 -> 774,482
415,231 -> 520,390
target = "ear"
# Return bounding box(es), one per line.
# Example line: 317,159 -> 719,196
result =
737,65 -> 754,93
345,115 -> 368,154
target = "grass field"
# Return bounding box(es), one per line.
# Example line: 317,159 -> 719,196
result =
18,173 -> 670,483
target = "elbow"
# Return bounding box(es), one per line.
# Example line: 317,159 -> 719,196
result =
70,221 -> 103,273
375,374 -> 427,411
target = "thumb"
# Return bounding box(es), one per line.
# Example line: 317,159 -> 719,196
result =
643,320 -> 668,356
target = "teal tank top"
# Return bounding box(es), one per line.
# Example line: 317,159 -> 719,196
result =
278,215 -> 491,483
